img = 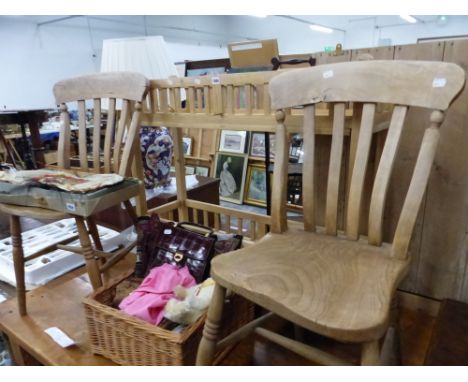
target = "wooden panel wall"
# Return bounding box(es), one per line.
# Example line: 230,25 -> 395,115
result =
417,40 -> 468,301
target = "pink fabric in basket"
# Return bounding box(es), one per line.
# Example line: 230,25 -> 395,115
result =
119,263 -> 196,325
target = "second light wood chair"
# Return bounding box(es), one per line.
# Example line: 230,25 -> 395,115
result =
196,60 -> 465,365
0,72 -> 149,316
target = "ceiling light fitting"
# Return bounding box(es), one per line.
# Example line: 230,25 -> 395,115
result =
309,24 -> 334,33
399,15 -> 418,24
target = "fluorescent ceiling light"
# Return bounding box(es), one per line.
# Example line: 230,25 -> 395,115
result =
309,24 -> 333,33
399,15 -> 417,23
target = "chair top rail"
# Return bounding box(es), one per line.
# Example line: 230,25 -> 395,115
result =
269,60 -> 465,111
150,70 -> 279,88
53,72 -> 149,104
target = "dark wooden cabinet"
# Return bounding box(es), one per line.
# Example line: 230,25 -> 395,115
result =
96,175 -> 219,230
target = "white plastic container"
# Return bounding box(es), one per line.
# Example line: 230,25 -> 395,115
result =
0,219 -> 129,289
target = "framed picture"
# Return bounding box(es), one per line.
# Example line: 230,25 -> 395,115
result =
244,164 -> 271,207
185,165 -> 195,175
195,166 -> 209,177
214,152 -> 248,204
182,137 -> 192,156
219,130 -> 247,154
186,67 -> 226,77
249,132 -> 275,159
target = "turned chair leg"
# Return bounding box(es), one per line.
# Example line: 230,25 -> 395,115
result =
75,216 -> 102,290
196,283 -> 227,365
10,215 -> 26,316
361,340 -> 380,365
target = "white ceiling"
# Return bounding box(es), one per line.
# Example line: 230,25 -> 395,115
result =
3,15 -> 443,30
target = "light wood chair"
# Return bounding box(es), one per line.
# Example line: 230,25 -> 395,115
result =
0,72 -> 149,316
196,60 -> 465,366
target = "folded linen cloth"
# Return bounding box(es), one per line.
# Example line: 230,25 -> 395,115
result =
119,263 -> 196,325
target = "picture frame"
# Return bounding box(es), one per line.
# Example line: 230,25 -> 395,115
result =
219,130 -> 247,154
243,164 -> 271,207
214,152 -> 248,204
186,67 -> 226,77
249,132 -> 275,159
182,137 -> 193,156
185,165 -> 195,175
195,166 -> 210,177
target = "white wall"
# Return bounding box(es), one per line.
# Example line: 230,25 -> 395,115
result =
226,15 -> 468,53
0,16 -> 227,110
2,15 -> 468,110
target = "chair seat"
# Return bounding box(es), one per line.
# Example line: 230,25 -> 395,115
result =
0,203 -> 69,220
211,227 -> 410,343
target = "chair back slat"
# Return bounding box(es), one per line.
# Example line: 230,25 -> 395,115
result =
245,84 -> 253,115
368,105 -> 408,245
188,87 -> 195,113
92,99 -> 102,173
159,89 -> 169,112
77,100 -> 89,172
325,103 -> 346,235
226,85 -> 234,114
271,111 -> 289,233
392,111 -> 445,258
302,105 -> 316,232
118,102 -> 142,176
103,98 -> 116,173
204,86 -> 210,114
346,103 -> 376,240
112,100 -> 130,173
57,104 -> 71,169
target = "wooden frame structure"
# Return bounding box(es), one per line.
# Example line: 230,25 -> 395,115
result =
142,69 -> 358,241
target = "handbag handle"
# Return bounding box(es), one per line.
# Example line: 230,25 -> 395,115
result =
176,221 -> 214,236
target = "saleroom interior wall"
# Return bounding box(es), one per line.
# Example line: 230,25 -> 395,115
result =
2,15 -> 468,109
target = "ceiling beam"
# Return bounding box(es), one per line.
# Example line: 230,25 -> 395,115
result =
276,15 -> 346,33
37,16 -> 84,27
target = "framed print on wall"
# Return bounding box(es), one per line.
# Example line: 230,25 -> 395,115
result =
185,165 -> 195,175
219,130 -> 247,154
244,164 -> 271,207
195,166 -> 210,177
249,132 -> 275,159
182,137 -> 193,156
214,152 -> 248,204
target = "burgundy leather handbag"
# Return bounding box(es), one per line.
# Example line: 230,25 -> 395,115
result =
136,214 -> 217,283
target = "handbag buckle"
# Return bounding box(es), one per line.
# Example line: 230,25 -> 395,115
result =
173,252 -> 184,262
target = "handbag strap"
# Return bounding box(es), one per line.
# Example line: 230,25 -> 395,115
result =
176,221 -> 214,236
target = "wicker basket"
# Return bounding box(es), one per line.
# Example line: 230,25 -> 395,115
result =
83,269 -> 254,365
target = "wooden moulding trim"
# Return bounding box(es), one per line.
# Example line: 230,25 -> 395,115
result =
147,200 -> 181,215
185,199 -> 272,226
140,113 -> 351,135
150,71 -> 279,88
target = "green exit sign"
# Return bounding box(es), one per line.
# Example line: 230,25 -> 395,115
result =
324,46 -> 334,52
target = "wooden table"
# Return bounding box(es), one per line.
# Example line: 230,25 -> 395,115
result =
0,256 -> 136,365
96,175 -> 220,230
0,109 -> 51,169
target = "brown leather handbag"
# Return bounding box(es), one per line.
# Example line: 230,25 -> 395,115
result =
136,214 -> 217,283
